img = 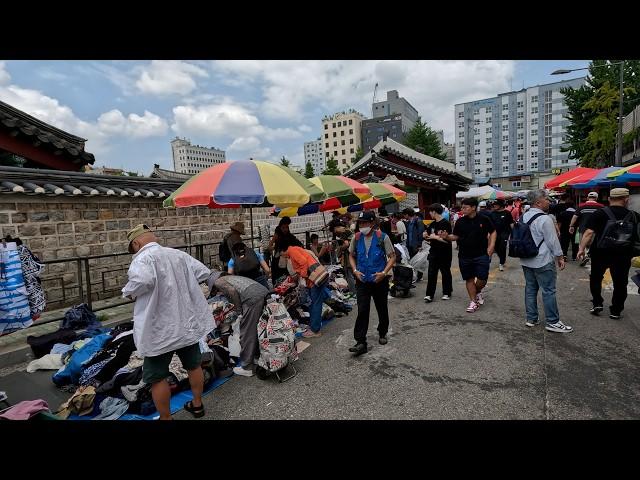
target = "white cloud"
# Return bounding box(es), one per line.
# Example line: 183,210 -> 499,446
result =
0,62 -> 11,85
135,60 -> 208,96
171,102 -> 262,137
227,136 -> 261,152
298,124 -> 312,132
97,109 -> 168,138
211,60 -> 515,141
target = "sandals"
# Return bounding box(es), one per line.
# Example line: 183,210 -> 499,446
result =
184,400 -> 205,418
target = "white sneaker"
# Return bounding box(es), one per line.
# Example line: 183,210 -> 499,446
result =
499,264 -> 504,271
424,296 -> 433,303
475,292 -> 484,305
545,321 -> 573,333
233,366 -> 254,377
442,295 -> 451,300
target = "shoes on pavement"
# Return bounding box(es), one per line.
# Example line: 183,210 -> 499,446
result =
609,313 -> 622,320
545,321 -> 573,333
475,292 -> 484,305
499,264 -> 504,271
525,319 -> 540,327
233,366 -> 254,377
442,295 -> 451,300
379,336 -> 388,345
590,305 -> 603,315
579,256 -> 590,267
302,329 -> 322,338
350,343 -> 367,356
466,301 -> 479,313
424,296 -> 433,303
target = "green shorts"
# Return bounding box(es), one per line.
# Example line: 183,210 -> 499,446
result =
142,343 -> 202,384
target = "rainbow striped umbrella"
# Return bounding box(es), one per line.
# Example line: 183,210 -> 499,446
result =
605,163 -> 640,185
307,175 -> 372,211
163,160 -> 325,209
560,166 -> 620,188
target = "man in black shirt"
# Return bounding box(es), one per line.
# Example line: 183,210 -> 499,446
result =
489,199 -> 514,271
578,188 -> 639,319
557,199 -> 577,260
440,197 -> 496,313
570,191 -> 604,266
423,203 -> 453,302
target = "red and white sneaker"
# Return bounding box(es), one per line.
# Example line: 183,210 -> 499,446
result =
466,301 -> 479,313
475,292 -> 485,305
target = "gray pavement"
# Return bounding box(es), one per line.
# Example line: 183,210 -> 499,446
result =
176,254 -> 640,420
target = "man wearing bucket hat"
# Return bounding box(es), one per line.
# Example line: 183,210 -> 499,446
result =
578,188 -> 640,319
122,224 -> 213,419
220,222 -> 246,269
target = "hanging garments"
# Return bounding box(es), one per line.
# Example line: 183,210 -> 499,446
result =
0,242 -> 33,335
18,244 -> 46,319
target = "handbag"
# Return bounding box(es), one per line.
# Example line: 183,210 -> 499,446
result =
307,262 -> 329,286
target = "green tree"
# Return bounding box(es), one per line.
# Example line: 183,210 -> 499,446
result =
353,146 -> 364,164
322,156 -> 341,175
304,161 -> 315,178
126,171 -> 139,177
561,60 -> 640,167
280,155 -> 290,167
404,118 -> 447,160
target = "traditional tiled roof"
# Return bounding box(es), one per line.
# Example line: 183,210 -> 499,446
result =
0,165 -> 185,198
0,100 -> 95,167
149,164 -> 192,181
345,137 -> 472,184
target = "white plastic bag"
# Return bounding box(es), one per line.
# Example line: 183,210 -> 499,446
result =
227,315 -> 242,358
409,249 -> 429,273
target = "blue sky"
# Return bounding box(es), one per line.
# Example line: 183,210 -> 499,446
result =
0,60 -> 588,174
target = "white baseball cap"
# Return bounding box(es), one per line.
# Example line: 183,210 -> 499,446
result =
588,191 -> 598,198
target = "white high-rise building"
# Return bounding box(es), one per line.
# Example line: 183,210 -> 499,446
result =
304,137 -> 325,176
171,137 -> 226,175
454,77 -> 586,183
321,110 -> 366,173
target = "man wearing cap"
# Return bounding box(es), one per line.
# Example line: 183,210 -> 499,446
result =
221,222 -> 245,268
122,224 -> 212,420
569,191 -> 604,266
348,211 -> 396,356
578,188 -> 640,319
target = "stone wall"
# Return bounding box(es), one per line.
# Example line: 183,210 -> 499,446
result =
0,194 -> 327,311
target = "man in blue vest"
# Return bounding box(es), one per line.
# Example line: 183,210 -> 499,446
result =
348,211 -> 396,356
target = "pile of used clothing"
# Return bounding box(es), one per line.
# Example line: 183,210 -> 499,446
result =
26,319 -> 233,420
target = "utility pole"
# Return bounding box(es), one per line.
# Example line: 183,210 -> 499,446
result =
615,61 -> 625,167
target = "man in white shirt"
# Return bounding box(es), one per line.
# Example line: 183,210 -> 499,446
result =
519,190 -> 572,333
122,224 -> 213,420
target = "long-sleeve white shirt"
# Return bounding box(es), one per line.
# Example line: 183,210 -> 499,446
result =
519,208 -> 564,269
122,242 -> 213,357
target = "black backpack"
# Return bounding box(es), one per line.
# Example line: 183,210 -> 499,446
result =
219,234 -> 232,263
233,247 -> 261,279
596,207 -> 638,251
508,213 -> 546,258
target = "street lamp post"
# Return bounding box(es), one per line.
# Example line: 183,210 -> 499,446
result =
551,61 -> 625,167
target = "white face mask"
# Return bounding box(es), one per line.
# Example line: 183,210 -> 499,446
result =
360,227 -> 371,236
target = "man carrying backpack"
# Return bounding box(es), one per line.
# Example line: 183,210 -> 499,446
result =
577,188 -> 639,320
227,242 -> 270,289
348,211 -> 396,356
517,190 -> 572,333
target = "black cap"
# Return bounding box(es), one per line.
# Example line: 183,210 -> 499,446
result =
358,211 -> 376,222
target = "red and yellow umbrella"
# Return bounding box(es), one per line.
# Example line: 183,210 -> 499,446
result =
544,167 -> 598,190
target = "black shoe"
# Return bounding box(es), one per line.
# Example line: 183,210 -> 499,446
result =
379,336 -> 388,345
350,343 -> 367,356
349,343 -> 363,352
579,256 -> 590,267
590,305 -> 603,315
609,313 -> 621,320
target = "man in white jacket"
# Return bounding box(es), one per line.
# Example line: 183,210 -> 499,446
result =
122,224 -> 213,420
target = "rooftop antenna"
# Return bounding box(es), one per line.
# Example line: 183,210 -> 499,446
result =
372,82 -> 379,118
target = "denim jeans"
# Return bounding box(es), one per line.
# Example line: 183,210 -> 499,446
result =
522,261 -> 560,324
309,285 -> 331,333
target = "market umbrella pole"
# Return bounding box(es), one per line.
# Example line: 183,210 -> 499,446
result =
249,206 -> 255,250
321,211 -> 335,265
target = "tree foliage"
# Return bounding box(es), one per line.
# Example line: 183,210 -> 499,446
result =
280,155 -> 290,167
322,156 -> 341,175
354,146 -> 364,163
404,118 -> 447,160
304,161 -> 315,178
561,60 -> 640,167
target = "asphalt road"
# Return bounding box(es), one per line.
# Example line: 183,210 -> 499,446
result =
176,253 -> 640,420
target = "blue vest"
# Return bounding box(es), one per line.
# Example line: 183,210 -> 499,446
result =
356,231 -> 388,283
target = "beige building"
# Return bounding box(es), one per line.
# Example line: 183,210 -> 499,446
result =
321,110 -> 366,173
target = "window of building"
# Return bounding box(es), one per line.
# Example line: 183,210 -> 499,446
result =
458,131 -> 465,138
562,158 -> 569,164
340,140 -> 344,146
517,164 -> 524,172
512,180 -> 522,187
503,155 -> 509,162
338,121 -> 342,127
333,132 -> 336,137
342,149 -> 346,155
502,166 -> 509,172
475,169 -> 482,175
474,149 -> 481,156
517,154 -> 524,161
531,151 -> 538,158
334,151 -> 337,156
545,126 -> 552,137
485,117 -> 492,124
475,158 -> 481,165
544,147 -> 552,159
486,107 -> 492,114
544,103 -> 552,114
544,114 -> 552,126
332,123 -> 336,128
473,128 -> 480,136
473,108 -> 479,115
545,90 -> 553,102
517,122 -> 524,129
474,119 -> 480,126
325,133 -> 328,139
459,150 -> 465,157
531,107 -> 538,114
502,125 -> 509,132
458,111 -> 464,118
349,129 -> 353,134
474,139 -> 480,146
502,145 -> 509,152
502,114 -> 509,121
333,141 -> 337,147
517,143 -> 524,151
485,157 -> 492,164
458,161 -> 465,167
326,152 -> 329,157
531,129 -> 538,137
486,127 -> 492,134
459,141 -> 465,148
349,119 -> 353,125
503,104 -> 509,111
502,135 -> 509,142
517,112 -> 524,119
530,162 -> 538,169
532,117 -> 539,125
531,95 -> 538,103
458,122 -> 464,128
531,140 -> 538,148
486,147 -> 492,154
350,148 -> 354,154
341,130 -> 345,136
517,101 -> 524,108
350,139 -> 354,144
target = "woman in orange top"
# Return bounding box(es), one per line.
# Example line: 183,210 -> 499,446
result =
280,241 -> 331,339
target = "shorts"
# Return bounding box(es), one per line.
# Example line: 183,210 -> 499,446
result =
459,255 -> 491,281
142,343 -> 202,384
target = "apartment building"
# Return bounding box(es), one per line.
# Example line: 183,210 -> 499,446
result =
321,110 -> 366,173
303,137 -> 325,175
171,137 -> 226,175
